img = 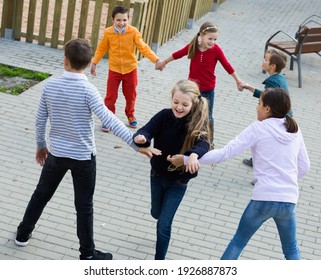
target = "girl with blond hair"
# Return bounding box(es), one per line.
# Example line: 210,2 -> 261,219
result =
133,80 -> 210,260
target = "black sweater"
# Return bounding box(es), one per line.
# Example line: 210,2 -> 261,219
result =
133,109 -> 209,180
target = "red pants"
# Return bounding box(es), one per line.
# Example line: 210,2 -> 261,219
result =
105,69 -> 138,118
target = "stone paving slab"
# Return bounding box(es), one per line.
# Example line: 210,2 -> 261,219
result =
0,0 -> 320,260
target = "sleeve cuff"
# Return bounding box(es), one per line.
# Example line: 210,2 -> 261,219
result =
183,155 -> 188,165
130,142 -> 140,152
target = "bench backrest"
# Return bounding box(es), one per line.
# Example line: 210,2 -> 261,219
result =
296,26 -> 321,54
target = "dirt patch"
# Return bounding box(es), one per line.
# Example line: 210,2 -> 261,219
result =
0,76 -> 38,88
0,76 -> 41,95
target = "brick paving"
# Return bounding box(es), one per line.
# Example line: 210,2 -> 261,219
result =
0,0 -> 320,260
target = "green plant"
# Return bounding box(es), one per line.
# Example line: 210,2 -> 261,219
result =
0,64 -> 50,95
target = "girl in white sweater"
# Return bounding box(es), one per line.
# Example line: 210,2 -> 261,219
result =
168,88 -> 310,259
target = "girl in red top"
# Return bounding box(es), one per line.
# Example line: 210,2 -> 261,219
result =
158,22 -> 243,145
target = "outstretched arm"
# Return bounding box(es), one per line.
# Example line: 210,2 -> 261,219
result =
231,71 -> 244,91
169,123 -> 256,172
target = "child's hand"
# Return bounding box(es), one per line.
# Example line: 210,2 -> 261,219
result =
155,60 -> 166,71
139,147 -> 162,158
36,148 -> 49,166
90,63 -> 97,76
237,81 -> 245,91
134,134 -> 146,144
241,82 -> 255,92
167,154 -> 184,167
185,153 -> 200,174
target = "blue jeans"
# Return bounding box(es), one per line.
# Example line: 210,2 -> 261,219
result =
150,169 -> 188,260
221,200 -> 300,260
17,153 -> 96,256
200,89 -> 215,122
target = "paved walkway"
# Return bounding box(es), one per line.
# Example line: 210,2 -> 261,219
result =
0,0 -> 320,260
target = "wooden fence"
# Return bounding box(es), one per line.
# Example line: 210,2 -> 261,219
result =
0,0 -> 222,56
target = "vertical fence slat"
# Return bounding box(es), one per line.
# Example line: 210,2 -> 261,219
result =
64,0 -> 77,43
51,0 -> 63,48
106,0 -> 117,28
131,1 -> 143,30
134,1 -> 146,60
91,0 -> 104,51
0,0 -> 6,37
183,0 -> 193,30
145,0 -> 157,45
0,0 -> 9,37
12,0 -> 23,40
180,0 -> 188,31
26,0 -> 37,42
78,0 -> 90,38
38,0 -> 49,45
151,0 -> 163,51
160,0 -> 169,45
173,0 -> 180,34
122,0 -> 131,9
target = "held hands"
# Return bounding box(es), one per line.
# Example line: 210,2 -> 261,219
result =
155,59 -> 166,71
167,153 -> 200,174
138,147 -> 162,159
167,154 -> 184,167
241,82 -> 255,93
237,81 -> 255,93
36,148 -> 49,166
237,81 -> 245,91
185,153 -> 200,174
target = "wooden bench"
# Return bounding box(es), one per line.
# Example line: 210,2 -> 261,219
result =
264,15 -> 321,88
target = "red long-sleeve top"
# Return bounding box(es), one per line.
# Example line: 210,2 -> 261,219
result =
172,44 -> 235,91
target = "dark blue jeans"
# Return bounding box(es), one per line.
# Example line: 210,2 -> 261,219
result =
17,153 -> 96,256
200,89 -> 215,122
150,169 -> 188,260
221,200 -> 300,260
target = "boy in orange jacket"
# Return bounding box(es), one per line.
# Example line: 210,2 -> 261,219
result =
91,5 -> 162,131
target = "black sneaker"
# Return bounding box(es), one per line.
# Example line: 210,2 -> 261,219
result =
242,158 -> 253,167
15,231 -> 32,247
80,249 -> 113,260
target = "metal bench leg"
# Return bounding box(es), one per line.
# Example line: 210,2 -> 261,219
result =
290,56 -> 294,70
297,56 -> 302,88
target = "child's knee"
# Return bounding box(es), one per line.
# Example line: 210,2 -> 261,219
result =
150,208 -> 160,220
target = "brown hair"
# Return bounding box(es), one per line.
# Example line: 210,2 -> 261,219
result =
188,22 -> 220,59
261,88 -> 298,133
112,6 -> 129,18
266,49 -> 287,73
64,38 -> 92,70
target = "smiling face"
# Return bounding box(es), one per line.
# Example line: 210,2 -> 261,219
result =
112,12 -> 129,30
200,31 -> 219,50
171,89 -> 193,118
